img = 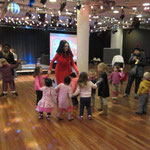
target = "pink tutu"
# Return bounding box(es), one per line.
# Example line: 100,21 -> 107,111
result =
59,105 -> 73,112
37,106 -> 54,112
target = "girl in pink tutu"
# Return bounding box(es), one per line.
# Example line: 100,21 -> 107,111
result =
55,76 -> 73,121
37,78 -> 57,120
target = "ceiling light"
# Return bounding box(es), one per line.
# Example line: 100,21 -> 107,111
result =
113,10 -> 119,13
143,3 -> 150,6
132,7 -> 137,10
136,14 -> 142,18
111,7 -> 114,10
100,6 -> 103,9
49,0 -> 56,2
91,6 -> 93,9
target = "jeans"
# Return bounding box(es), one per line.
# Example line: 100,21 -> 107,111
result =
125,75 -> 142,95
36,90 -> 43,105
91,93 -> 95,105
14,69 -> 17,78
72,96 -> 78,106
79,97 -> 91,116
3,80 -> 16,93
137,94 -> 149,113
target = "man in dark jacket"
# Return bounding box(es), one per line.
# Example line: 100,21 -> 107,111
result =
0,44 -> 15,64
124,48 -> 146,98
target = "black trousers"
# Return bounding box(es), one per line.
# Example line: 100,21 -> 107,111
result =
79,97 -> 91,116
125,75 -> 142,95
36,90 -> 43,105
72,96 -> 78,106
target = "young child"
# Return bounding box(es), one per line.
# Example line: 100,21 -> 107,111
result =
55,76 -> 73,121
0,58 -> 20,98
136,72 -> 150,115
97,63 -> 110,115
33,66 -> 49,107
37,78 -> 57,120
73,72 -> 97,120
108,65 -> 124,103
88,69 -> 97,106
70,72 -> 79,108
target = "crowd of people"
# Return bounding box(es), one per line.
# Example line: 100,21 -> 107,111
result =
0,41 -> 150,121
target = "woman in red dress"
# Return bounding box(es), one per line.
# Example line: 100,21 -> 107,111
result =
48,40 -> 78,84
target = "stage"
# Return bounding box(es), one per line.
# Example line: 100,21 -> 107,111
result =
16,64 -> 51,74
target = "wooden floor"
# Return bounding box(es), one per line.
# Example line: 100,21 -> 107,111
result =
0,75 -> 150,150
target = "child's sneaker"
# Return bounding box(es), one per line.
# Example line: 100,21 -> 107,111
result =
46,115 -> 50,120
78,116 -> 83,120
39,114 -> 43,119
12,92 -> 18,98
88,115 -> 92,120
0,93 -> 7,98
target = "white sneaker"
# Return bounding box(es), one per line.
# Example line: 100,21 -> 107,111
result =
35,108 -> 39,111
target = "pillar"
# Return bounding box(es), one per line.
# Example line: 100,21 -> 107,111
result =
77,5 -> 89,73
111,28 -> 123,55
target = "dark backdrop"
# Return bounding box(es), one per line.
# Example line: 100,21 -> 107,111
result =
0,27 -> 111,64
89,31 -> 111,62
123,29 -> 150,63
0,27 -> 49,64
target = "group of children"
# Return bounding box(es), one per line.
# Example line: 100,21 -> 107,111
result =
0,59 -> 149,120
34,62 -> 127,120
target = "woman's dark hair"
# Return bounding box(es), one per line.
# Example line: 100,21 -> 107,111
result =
64,76 -> 71,85
70,72 -> 76,78
33,66 -> 42,77
56,40 -> 73,57
45,78 -> 52,87
78,72 -> 88,88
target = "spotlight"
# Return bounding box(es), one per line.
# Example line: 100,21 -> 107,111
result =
120,9 -> 125,20
28,0 -> 35,7
40,0 -> 47,5
76,3 -> 81,10
112,30 -> 118,34
38,13 -> 45,22
60,2 -> 66,12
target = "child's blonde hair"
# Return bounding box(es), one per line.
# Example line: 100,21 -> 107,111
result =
0,58 -> 8,67
97,62 -> 108,72
143,72 -> 150,80
88,69 -> 97,77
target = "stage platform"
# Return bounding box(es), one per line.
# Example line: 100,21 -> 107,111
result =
16,64 -> 52,74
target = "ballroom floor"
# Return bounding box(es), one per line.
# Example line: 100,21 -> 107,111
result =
0,75 -> 150,150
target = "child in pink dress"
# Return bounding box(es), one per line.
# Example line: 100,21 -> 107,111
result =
108,65 -> 124,103
37,78 -> 57,120
34,66 -> 49,106
55,76 -> 73,121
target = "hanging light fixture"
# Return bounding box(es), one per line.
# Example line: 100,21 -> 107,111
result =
7,2 -> 20,14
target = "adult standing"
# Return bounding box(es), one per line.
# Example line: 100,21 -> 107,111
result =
124,48 -> 146,98
0,44 -> 16,97
48,40 -> 78,84
0,44 -> 16,64
10,48 -> 18,79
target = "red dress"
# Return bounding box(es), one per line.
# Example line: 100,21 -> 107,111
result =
49,53 -> 78,84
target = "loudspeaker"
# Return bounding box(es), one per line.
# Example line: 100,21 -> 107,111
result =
40,0 -> 47,5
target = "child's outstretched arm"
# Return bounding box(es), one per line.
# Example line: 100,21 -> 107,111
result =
96,77 -> 103,85
73,86 -> 80,97
10,59 -> 21,69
